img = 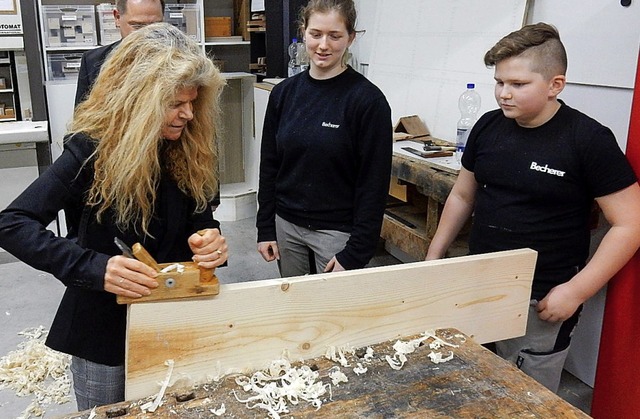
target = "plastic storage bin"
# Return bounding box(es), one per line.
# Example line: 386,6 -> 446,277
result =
47,53 -> 83,80
42,5 -> 97,48
97,3 -> 121,46
165,4 -> 201,42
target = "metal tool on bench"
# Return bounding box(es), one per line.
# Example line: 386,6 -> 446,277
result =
402,146 -> 453,159
422,139 -> 456,152
114,233 -> 219,304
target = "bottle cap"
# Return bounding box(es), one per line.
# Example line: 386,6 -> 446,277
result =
467,83 -> 475,89
292,38 -> 297,43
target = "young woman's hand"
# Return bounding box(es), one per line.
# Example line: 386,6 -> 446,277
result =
258,241 -> 279,262
324,256 -> 345,273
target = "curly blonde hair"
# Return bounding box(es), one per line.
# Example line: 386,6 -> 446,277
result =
70,23 -> 225,235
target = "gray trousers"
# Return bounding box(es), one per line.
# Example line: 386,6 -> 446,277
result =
495,300 -> 582,393
275,215 -> 350,278
71,356 -> 125,411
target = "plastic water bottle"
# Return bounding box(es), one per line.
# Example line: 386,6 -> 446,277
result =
456,83 -> 481,163
287,38 -> 308,77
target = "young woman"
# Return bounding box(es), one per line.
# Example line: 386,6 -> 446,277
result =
0,23 -> 228,410
257,0 -> 392,277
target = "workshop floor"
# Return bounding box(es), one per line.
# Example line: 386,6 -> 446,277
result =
0,216 -> 592,418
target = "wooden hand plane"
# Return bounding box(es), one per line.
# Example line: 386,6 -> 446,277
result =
116,238 -> 220,305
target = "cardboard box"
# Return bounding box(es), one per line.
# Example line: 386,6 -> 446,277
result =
393,115 -> 430,142
205,17 -> 232,37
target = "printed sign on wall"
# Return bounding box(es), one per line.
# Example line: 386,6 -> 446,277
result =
0,0 -> 22,35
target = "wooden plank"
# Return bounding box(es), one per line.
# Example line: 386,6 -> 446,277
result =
125,249 -> 537,400
70,328 -> 589,418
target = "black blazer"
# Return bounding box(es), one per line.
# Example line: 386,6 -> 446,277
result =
75,41 -> 120,106
0,134 -> 220,365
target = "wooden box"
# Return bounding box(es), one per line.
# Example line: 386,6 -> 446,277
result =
205,16 -> 232,37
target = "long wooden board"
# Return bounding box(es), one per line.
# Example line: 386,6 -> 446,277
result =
126,249 -> 537,400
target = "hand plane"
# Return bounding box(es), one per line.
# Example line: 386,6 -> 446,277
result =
115,236 -> 220,304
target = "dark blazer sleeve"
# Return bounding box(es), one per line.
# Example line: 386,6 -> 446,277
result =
0,136 -> 110,290
74,52 -> 91,106
74,42 -> 120,106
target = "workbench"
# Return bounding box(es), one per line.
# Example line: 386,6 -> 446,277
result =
62,328 -> 589,418
382,140 -> 466,261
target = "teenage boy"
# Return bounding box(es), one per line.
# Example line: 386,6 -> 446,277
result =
425,22 -> 640,392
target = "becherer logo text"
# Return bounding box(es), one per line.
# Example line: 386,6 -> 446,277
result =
322,122 -> 340,129
530,161 -> 565,177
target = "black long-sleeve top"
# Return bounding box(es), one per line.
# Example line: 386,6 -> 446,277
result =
0,134 -> 219,365
257,67 -> 392,269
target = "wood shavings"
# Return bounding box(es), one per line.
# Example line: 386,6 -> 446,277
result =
160,263 -> 185,273
87,407 -> 97,419
233,358 -> 328,419
328,367 -> 348,386
385,332 -> 458,370
210,403 -> 225,416
424,330 -> 459,350
324,344 -> 355,367
0,326 -> 72,418
363,347 -> 374,362
385,353 -> 407,370
353,363 -> 368,375
140,359 -> 174,413
385,335 -> 429,370
428,351 -> 454,364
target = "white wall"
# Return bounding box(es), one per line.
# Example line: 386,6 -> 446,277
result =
352,0 -> 527,141
352,0 -> 638,149
528,0 -> 639,150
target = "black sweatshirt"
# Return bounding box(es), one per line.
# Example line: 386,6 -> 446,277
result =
257,67 -> 392,269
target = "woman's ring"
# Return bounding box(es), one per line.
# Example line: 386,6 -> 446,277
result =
119,278 -> 125,283
216,249 -> 223,255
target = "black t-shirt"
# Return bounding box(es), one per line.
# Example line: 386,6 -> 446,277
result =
463,102 -> 637,298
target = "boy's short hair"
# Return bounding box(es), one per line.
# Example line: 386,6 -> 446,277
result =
484,22 -> 567,80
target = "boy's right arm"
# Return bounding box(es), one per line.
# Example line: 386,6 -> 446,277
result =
425,168 -> 478,260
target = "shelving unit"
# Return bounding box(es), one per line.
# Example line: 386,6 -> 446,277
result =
0,51 -> 21,122
34,0 -> 257,221
202,0 -> 250,73
247,12 -> 267,79
35,0 -> 252,81
38,3 -> 98,82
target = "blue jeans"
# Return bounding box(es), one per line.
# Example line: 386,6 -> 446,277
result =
71,356 -> 125,411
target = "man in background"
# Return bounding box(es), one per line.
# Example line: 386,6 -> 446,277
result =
74,0 -> 165,105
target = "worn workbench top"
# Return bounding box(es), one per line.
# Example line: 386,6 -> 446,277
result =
61,328 -> 589,418
392,141 -> 459,203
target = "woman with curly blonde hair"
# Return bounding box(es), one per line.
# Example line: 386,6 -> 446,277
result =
0,23 -> 228,410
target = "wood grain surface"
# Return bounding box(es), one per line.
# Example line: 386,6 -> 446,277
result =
124,249 -> 536,400
63,328 -> 588,418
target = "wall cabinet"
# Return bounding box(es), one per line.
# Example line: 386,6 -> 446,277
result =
36,0 -> 252,81
0,51 -> 21,122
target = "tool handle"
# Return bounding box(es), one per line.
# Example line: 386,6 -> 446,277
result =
197,229 -> 215,282
132,243 -> 161,271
